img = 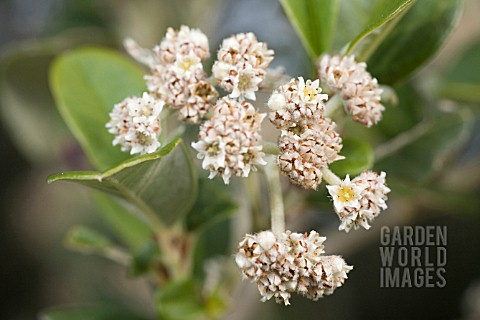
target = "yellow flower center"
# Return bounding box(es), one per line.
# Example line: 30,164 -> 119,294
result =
303,87 -> 316,101
337,186 -> 355,202
180,58 -> 195,71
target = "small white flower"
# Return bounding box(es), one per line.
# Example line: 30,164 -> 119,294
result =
230,64 -> 263,101
268,77 -> 328,129
172,52 -> 203,77
326,175 -> 362,212
213,32 -> 274,100
191,136 -> 226,171
106,92 -> 164,155
192,97 -> 266,184
327,171 -> 391,232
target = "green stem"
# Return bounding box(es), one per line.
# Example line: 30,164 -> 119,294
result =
324,94 -> 343,119
321,167 -> 342,185
103,247 -> 131,266
264,158 -> 285,236
262,141 -> 281,155
374,121 -> 432,161
244,175 -> 262,231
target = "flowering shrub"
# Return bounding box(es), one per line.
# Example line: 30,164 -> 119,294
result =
0,0 -> 471,318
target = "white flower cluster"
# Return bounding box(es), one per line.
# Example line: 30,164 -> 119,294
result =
145,26 -> 218,124
106,92 -> 164,155
187,32 -> 273,183
268,77 -> 343,189
268,77 -> 328,129
278,119 -> 344,190
212,32 -> 274,101
318,54 -> 384,127
327,171 -> 391,232
121,27 -> 270,174
235,230 -> 352,305
192,97 -> 266,184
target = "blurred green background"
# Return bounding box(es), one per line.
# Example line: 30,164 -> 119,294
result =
1,0 -> 480,319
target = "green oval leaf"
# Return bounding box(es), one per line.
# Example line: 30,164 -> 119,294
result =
280,0 -> 338,58
367,0 -> 463,85
48,139 -> 198,226
333,0 -> 415,52
440,41 -> 480,104
329,137 -> 374,177
345,0 -> 415,55
50,46 -> 147,171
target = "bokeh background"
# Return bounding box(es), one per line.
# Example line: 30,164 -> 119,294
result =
1,0 -> 480,319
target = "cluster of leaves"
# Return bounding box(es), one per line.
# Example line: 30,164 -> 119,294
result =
1,0 -> 479,319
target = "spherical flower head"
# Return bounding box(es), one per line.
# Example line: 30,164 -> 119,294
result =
318,54 -> 364,90
268,77 -> 328,129
353,171 -> 391,215
146,61 -> 215,124
180,80 -> 218,124
155,25 -> 210,64
343,77 -> 385,127
212,32 -> 274,100
106,92 -> 164,155
192,97 -> 266,184
309,255 -> 353,298
235,230 -> 352,305
317,54 -> 385,127
327,171 -> 390,232
278,118 -> 344,190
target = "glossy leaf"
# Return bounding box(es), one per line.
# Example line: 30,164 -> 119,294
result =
93,193 -> 152,251
280,0 -> 338,58
39,305 -> 149,320
50,47 -> 147,171
185,179 -> 238,231
333,0 -> 414,52
346,0 -> 415,54
48,139 -> 198,226
368,0 -> 463,85
440,41 -> 480,103
329,137 -> 374,177
156,279 -> 205,320
375,111 -> 474,183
